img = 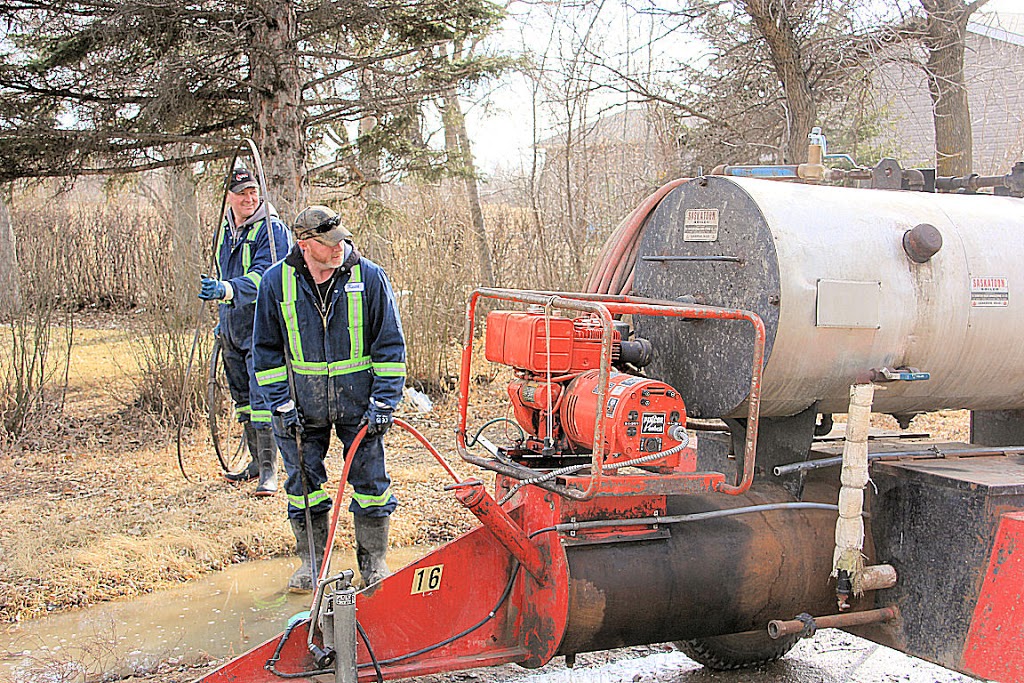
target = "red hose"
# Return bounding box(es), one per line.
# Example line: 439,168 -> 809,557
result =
316,418 -> 464,587
585,178 -> 691,296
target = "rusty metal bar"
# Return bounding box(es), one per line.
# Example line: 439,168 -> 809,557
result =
774,446 -> 1024,476
767,606 -> 899,640
451,480 -> 548,581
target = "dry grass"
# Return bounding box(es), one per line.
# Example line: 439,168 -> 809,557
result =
0,320 -> 508,625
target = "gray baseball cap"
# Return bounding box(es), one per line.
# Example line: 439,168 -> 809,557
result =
292,205 -> 352,246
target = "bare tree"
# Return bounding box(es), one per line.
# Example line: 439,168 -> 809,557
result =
0,191 -> 20,319
441,78 -> 495,288
919,0 -> 991,175
742,0 -> 818,162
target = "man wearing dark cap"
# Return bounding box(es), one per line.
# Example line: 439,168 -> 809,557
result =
252,205 -> 406,592
198,168 -> 291,496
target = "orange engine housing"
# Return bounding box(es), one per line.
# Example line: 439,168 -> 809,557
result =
561,370 -> 689,468
487,309 -> 689,469
485,310 -> 619,374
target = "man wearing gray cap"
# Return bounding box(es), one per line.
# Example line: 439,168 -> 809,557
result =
252,205 -> 406,592
199,168 -> 290,496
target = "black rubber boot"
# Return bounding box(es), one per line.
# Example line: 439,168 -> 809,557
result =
355,515 -> 390,587
224,423 -> 259,482
253,428 -> 278,497
288,512 -> 330,593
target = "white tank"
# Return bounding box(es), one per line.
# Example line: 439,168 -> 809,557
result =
634,176 -> 1024,418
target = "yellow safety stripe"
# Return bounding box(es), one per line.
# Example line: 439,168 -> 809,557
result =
292,360 -> 328,375
256,366 -> 288,386
347,264 -> 363,360
251,409 -> 271,424
215,217 -> 228,278
288,487 -> 330,509
330,357 -> 371,375
234,405 -> 252,420
351,489 -> 392,509
241,221 -> 263,272
273,262 -> 373,380
246,271 -> 262,288
372,361 -> 406,377
280,264 -> 305,362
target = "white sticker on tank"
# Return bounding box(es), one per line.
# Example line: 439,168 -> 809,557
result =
684,208 -> 719,242
971,276 -> 1008,307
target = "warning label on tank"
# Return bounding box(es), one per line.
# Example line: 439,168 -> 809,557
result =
971,276 -> 1009,307
684,208 -> 719,242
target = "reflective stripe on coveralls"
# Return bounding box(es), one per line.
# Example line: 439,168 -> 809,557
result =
241,222 -> 264,289
255,263 -> 371,386
287,486 -> 331,510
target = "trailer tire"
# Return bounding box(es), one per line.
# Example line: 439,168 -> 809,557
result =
675,631 -> 799,670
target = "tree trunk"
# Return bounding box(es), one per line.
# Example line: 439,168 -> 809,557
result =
250,0 -> 306,220
358,67 -> 383,203
441,85 -> 494,288
0,190 -> 21,318
921,0 -> 988,176
744,0 -> 817,163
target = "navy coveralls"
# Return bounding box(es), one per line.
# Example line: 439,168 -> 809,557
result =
215,203 -> 290,429
252,244 -> 406,519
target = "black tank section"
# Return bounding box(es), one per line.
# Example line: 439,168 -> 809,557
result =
633,177 -> 782,418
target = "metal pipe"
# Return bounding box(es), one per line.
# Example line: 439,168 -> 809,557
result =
558,489 -> 840,655
768,606 -> 899,639
452,480 -> 547,581
640,255 -> 742,263
553,502 -> 838,534
773,445 -> 1024,476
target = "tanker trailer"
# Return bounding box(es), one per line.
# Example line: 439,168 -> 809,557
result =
195,171 -> 1024,683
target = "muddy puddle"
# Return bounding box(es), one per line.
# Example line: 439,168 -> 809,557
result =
0,548 -> 431,683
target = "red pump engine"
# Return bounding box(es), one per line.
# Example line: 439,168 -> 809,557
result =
484,310 -> 691,470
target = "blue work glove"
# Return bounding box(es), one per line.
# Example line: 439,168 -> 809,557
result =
199,276 -> 228,301
273,401 -> 303,439
212,322 -> 221,337
361,399 -> 394,437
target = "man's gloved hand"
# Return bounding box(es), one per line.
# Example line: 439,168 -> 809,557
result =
213,322 -> 221,337
274,400 -> 303,439
361,399 -> 394,437
199,276 -> 228,301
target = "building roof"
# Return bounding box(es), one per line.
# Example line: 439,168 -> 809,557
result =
969,12 -> 1024,48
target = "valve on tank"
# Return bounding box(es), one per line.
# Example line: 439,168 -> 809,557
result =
485,309 -> 690,472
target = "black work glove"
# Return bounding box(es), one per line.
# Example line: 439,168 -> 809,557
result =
274,400 -> 303,439
361,399 -> 394,437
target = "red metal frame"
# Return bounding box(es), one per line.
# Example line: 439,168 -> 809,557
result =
456,288 -> 766,498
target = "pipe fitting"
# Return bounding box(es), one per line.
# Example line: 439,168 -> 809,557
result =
903,223 -> 942,263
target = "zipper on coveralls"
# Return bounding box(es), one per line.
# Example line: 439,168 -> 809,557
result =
318,283 -> 336,424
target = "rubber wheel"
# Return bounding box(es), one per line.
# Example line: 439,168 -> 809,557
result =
675,630 -> 800,670
208,336 -> 247,473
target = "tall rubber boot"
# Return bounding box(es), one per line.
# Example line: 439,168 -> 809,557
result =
288,512 -> 330,593
253,428 -> 278,497
224,423 -> 259,482
355,516 -> 390,587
